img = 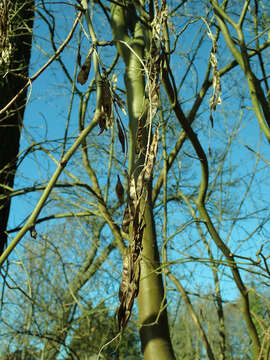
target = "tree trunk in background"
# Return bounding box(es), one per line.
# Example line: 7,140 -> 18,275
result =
0,0 -> 34,254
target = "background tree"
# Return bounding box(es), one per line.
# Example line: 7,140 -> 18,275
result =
0,0 -> 34,254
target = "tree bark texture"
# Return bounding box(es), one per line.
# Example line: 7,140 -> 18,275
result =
0,0 -> 34,254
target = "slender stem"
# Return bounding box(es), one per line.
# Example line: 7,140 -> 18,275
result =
238,0 -> 251,29
0,11 -> 82,116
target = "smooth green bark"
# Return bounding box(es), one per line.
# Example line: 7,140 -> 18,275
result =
138,196 -> 175,359
111,3 -> 175,359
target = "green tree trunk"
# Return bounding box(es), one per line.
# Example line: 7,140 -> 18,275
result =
138,197 -> 175,359
111,3 -> 175,359
0,0 -> 34,254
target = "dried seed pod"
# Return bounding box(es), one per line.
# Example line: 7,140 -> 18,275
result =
129,174 -> 138,206
208,32 -> 222,127
148,84 -> 159,123
117,128 -> 159,332
144,125 -> 159,182
122,203 -> 134,233
118,249 -> 141,330
117,119 -> 125,153
77,48 -> 93,85
30,226 -> 37,239
114,93 -> 127,115
118,253 -> 130,301
97,112 -> 107,135
99,75 -> 114,129
115,175 -> 124,203
136,112 -> 147,155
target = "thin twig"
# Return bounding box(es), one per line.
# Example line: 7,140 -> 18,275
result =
0,10 -> 83,116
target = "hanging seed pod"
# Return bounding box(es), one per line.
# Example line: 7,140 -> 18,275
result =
208,31 -> 222,127
122,203 -> 133,233
117,119 -> 126,153
118,249 -> 141,330
115,175 -> 124,203
136,113 -> 146,155
77,48 -> 93,85
97,112 -> 107,134
99,74 -> 114,129
144,125 -> 159,182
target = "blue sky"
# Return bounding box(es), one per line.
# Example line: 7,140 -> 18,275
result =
7,0 -> 270,291
2,3 -> 270,357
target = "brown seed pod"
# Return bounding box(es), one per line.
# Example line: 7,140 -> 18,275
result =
115,175 -> 124,203
77,48 -> 93,85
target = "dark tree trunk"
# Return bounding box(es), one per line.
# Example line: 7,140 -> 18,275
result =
0,0 -> 34,254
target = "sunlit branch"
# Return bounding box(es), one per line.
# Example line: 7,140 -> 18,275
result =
0,114 -> 99,267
